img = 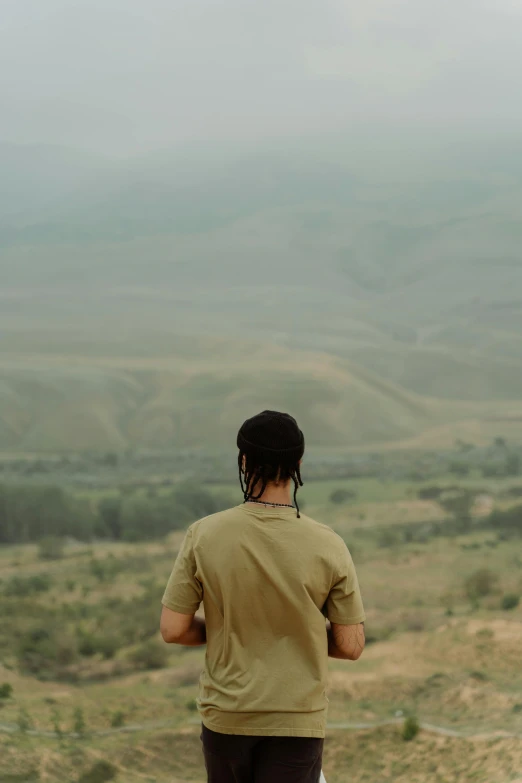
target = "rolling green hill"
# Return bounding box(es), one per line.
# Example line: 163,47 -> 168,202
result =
2,337 -> 522,453
1,137 -> 522,453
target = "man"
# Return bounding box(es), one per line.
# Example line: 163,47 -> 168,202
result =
161,410 -> 365,783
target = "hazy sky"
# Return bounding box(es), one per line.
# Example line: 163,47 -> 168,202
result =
1,0 -> 522,155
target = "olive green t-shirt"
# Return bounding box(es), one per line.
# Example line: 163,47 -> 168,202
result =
162,503 -> 365,737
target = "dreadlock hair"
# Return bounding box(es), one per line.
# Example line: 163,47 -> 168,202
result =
237,410 -> 305,518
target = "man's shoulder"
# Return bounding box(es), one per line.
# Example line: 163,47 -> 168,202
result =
189,506 -> 344,551
296,513 -> 344,544
189,505 -> 245,535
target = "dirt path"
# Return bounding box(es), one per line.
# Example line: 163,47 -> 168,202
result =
2,717 -> 521,741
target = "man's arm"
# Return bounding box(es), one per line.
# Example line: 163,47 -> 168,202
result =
326,620 -> 365,660
160,606 -> 206,646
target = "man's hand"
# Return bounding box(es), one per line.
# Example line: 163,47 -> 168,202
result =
326,620 -> 365,660
160,606 -> 207,646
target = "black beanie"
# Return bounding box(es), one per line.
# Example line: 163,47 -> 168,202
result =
237,410 -> 305,465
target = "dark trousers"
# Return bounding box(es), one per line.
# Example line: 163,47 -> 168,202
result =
201,724 -> 324,783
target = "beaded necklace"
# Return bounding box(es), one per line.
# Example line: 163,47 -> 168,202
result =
245,500 -> 295,509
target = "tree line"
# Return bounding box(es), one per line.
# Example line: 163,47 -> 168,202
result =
0,482 -> 233,544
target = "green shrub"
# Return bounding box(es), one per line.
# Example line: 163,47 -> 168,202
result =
51,707 -> 63,738
101,452 -> 119,468
438,490 -> 474,531
119,497 -> 175,542
378,530 -> 399,548
0,483 -> 96,544
77,633 -> 97,658
95,634 -> 120,660
73,706 -> 86,737
402,715 -> 420,741
77,632 -> 120,660
3,573 -> 53,597
110,710 -> 125,728
506,453 -> 521,477
465,568 -> 498,601
0,682 -> 13,699
78,760 -> 117,783
171,482 -> 223,520
501,593 -> 520,611
506,486 -> 522,498
449,462 -> 470,476
17,626 -> 78,679
128,639 -> 168,671
38,536 -> 65,561
17,707 -> 33,733
486,504 -> 522,536
89,558 -> 109,583
114,583 -> 164,646
440,591 -> 455,615
418,486 -> 445,500
364,624 -> 394,645
117,482 -> 225,542
469,670 -> 488,681
329,488 -> 357,505
407,471 -> 428,482
186,698 -> 198,712
97,497 -> 123,540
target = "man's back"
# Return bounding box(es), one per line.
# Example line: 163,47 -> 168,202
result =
162,502 -> 365,738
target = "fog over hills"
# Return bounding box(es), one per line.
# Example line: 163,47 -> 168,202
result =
2,134 -> 522,453
0,0 -> 522,451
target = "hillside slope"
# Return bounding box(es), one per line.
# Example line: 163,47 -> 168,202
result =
2,139 -> 522,452
2,339 -> 522,453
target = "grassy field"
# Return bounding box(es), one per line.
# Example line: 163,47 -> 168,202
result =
1,481 -> 522,783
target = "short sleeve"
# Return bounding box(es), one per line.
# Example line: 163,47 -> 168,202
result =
325,539 -> 365,625
162,526 -> 203,615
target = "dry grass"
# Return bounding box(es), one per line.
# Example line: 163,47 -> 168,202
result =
2,493 -> 522,782
324,726 -> 522,783
2,724 -> 521,783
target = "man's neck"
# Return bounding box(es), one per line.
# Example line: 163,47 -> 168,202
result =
248,485 -> 292,506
